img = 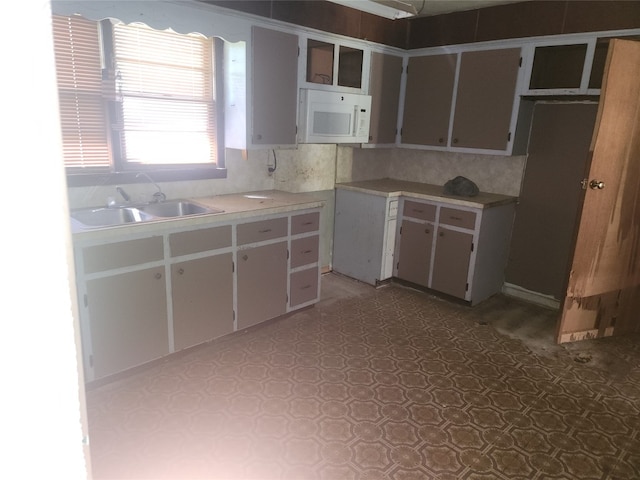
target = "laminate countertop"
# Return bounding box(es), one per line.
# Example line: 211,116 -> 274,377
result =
71,190 -> 325,242
336,179 -> 517,209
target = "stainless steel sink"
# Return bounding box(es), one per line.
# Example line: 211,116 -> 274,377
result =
70,207 -> 152,227
138,200 -> 223,218
70,200 -> 224,229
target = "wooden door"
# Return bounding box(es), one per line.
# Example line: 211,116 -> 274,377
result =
558,39 -> 640,343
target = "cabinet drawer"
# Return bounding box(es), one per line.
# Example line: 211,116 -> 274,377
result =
290,267 -> 319,307
291,211 -> 320,235
403,200 -> 436,221
169,225 -> 232,257
237,217 -> 288,245
291,235 -> 319,268
83,236 -> 164,274
439,207 -> 477,230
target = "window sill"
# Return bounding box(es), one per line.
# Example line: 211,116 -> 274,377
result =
66,166 -> 227,187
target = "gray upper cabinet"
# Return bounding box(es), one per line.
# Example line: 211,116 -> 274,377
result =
368,52 -> 403,144
401,54 -> 456,146
251,26 -> 298,145
451,48 -> 521,151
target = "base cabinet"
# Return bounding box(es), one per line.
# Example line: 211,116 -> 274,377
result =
76,206 -> 321,382
237,241 -> 288,329
171,253 -> 234,351
333,188 -> 398,286
431,227 -> 473,298
396,220 -> 433,287
86,267 -> 168,379
394,197 -> 514,304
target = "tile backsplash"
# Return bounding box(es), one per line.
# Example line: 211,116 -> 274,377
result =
67,145 -> 526,209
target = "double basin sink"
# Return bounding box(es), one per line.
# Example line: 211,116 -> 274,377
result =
71,199 -> 224,229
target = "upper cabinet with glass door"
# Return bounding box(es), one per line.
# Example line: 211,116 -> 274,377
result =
522,34 -> 640,96
304,37 -> 367,93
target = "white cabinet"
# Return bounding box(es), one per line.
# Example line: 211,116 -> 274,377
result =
394,197 -> 515,304
368,52 -> 403,144
169,225 -> 234,351
333,188 -> 398,286
75,205 -> 322,382
79,236 -> 168,379
289,212 -> 321,308
401,48 -> 522,153
251,26 -> 298,146
236,217 -> 289,329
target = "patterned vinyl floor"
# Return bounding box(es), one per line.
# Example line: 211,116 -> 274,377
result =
86,274 -> 640,479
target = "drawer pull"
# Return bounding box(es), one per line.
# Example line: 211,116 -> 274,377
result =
302,249 -> 313,254
449,216 -> 462,221
259,228 -> 272,233
154,272 -> 162,280
178,268 -> 184,275
303,221 -> 313,226
413,209 -> 423,213
301,285 -> 312,290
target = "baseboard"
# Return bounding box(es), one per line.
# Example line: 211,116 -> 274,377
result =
502,283 -> 561,310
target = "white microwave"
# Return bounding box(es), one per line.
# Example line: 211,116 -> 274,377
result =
298,89 -> 372,144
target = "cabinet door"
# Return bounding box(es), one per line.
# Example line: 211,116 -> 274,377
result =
369,52 -> 403,144
87,267 -> 168,379
396,220 -> 434,287
402,54 -> 457,146
431,227 -> 473,299
290,267 -> 319,307
172,253 -> 233,351
451,48 -> 520,150
251,27 -> 298,145
237,241 -> 288,329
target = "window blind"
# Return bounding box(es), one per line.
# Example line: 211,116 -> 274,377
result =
113,23 -> 217,165
52,15 -> 110,169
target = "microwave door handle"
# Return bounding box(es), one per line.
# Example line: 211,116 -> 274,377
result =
353,106 -> 359,136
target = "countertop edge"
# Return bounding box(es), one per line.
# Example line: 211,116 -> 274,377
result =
72,191 -> 325,242
335,181 -> 517,209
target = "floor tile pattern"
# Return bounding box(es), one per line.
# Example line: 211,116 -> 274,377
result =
87,275 -> 640,479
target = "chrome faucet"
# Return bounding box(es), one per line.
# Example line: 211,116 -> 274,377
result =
136,172 -> 166,203
116,186 -> 130,203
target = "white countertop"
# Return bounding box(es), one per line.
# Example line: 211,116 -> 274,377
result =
71,190 -> 325,242
336,179 -> 517,209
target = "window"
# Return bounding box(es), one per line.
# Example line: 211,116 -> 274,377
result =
52,15 -> 225,184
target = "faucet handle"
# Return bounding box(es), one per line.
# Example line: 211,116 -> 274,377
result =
153,191 -> 167,203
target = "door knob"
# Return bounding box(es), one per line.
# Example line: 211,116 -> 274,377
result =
589,180 -> 605,190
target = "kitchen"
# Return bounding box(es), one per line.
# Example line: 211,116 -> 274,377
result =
5,0 -> 640,478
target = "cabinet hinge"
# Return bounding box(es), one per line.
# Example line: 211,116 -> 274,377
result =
396,261 -> 400,270
232,261 -> 235,273
287,249 -> 290,260
466,283 -> 469,292
519,57 -> 522,67
471,243 -> 474,252
399,226 -> 403,235
233,310 -> 236,321
405,65 -> 409,74
298,46 -> 300,57
83,294 -> 88,307
507,132 -> 512,142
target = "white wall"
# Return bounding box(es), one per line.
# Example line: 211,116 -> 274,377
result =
5,1 -> 89,478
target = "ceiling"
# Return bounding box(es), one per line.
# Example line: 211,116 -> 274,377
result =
329,0 -> 528,18
408,0 -> 527,17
